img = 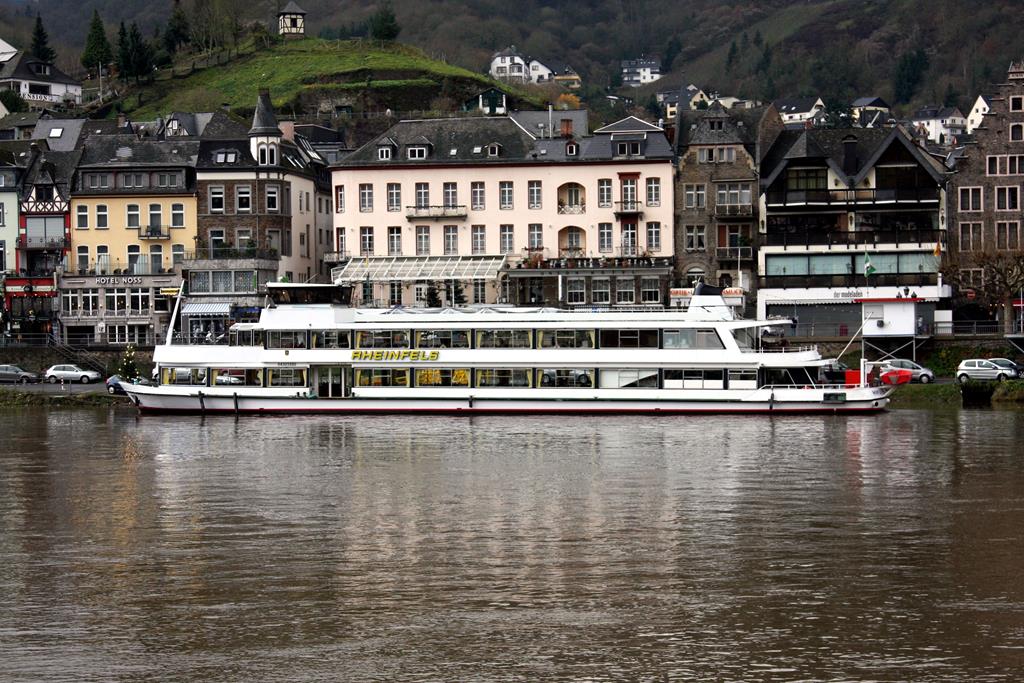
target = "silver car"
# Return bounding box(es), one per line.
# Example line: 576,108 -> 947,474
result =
989,358 -> 1024,378
879,359 -> 935,384
44,364 -> 103,384
957,359 -> 1014,383
0,364 -> 39,383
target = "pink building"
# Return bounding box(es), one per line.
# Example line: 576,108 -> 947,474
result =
329,113 -> 675,307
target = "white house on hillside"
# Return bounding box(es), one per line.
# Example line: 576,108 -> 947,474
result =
0,38 -> 82,108
909,105 -> 966,145
773,97 -> 826,125
489,46 -> 579,87
621,57 -> 662,87
966,95 -> 991,134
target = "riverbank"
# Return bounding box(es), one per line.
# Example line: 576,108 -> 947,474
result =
0,388 -> 128,408
888,380 -> 1024,408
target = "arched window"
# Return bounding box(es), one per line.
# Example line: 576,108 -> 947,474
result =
268,144 -> 278,166
258,144 -> 267,165
686,267 -> 706,288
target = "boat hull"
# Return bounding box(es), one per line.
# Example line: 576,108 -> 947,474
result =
124,385 -> 892,415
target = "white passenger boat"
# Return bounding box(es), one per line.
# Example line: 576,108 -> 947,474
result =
125,284 -> 893,415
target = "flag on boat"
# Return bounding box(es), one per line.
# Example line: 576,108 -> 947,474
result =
933,240 -> 942,258
864,251 -> 877,277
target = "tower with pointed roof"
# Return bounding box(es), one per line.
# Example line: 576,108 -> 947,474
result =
278,1 -> 306,38
250,89 -> 282,167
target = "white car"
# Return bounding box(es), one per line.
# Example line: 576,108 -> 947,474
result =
956,359 -> 1013,383
44,364 -> 103,384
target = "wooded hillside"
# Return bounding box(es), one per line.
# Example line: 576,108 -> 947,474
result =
4,0 -> 1024,114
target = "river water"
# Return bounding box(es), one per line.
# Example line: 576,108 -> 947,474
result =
1,407 -> 1023,682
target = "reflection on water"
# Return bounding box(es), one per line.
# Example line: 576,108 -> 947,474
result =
1,408 -> 1023,681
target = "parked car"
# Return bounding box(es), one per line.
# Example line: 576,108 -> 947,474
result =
106,375 -> 156,395
988,358 -> 1024,379
879,359 -> 935,384
0,364 -> 39,384
821,361 -> 851,384
45,364 -> 103,384
957,359 -> 1014,383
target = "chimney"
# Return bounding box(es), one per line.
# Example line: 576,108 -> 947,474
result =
279,120 -> 296,142
842,135 -> 858,177
560,117 -> 573,137
116,112 -> 126,129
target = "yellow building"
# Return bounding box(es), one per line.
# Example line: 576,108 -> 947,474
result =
58,137 -> 200,346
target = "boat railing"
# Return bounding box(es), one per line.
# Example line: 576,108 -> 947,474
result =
755,344 -> 817,353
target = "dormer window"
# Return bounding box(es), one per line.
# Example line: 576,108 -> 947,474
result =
378,146 -> 393,161
168,119 -> 179,131
32,63 -> 50,76
257,143 -> 278,166
48,127 -> 63,138
709,120 -> 724,131
487,143 -> 501,157
566,142 -> 578,156
407,146 -> 428,160
616,142 -> 642,156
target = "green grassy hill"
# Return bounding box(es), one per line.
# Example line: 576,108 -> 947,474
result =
121,38 -> 541,120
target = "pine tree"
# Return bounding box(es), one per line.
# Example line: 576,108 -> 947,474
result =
426,282 -> 442,308
369,1 -> 401,41
0,89 -> 29,113
163,0 -> 191,54
116,22 -> 131,82
30,14 -> 57,63
117,345 -> 139,381
726,41 -> 738,72
81,10 -> 113,72
128,23 -> 155,83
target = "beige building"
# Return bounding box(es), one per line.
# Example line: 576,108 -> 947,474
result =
330,113 -> 676,307
60,137 -> 200,345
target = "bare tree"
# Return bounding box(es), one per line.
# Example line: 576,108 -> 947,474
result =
942,249 -> 1024,333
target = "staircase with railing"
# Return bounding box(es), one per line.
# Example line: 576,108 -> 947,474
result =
47,335 -> 110,375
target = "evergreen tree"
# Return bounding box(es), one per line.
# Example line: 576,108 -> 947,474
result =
0,89 -> 29,113
726,40 -> 738,72
117,345 -> 140,381
163,0 -> 191,55
753,29 -> 763,48
128,23 -> 155,83
943,82 -> 960,108
662,35 -> 681,71
892,48 -> 929,104
81,10 -> 113,72
368,1 -> 401,41
31,14 -> 57,63
116,22 -> 131,82
450,280 -> 467,306
425,282 -> 442,307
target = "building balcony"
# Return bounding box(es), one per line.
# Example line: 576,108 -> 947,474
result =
613,200 -> 644,216
714,204 -> 754,218
715,246 -> 754,261
765,188 -> 940,207
510,254 -> 674,275
758,273 -> 939,289
557,203 -> 586,215
138,225 -> 172,240
405,205 -> 468,220
62,259 -> 181,276
17,235 -> 69,250
187,247 -> 280,260
323,250 -> 351,264
763,228 -> 943,249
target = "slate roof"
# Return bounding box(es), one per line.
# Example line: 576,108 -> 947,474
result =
336,115 -> 673,168
250,90 -> 282,136
541,57 -> 575,75
31,118 -> 87,152
279,1 -> 306,14
77,136 -> 200,168
851,96 -> 890,109
773,97 -> 823,114
0,52 -> 80,86
676,103 -> 765,153
510,109 -> 588,138
0,111 -> 41,132
593,116 -> 662,134
760,127 -> 945,189
20,148 -> 82,199
911,106 -> 964,120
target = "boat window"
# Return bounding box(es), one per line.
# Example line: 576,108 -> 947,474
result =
415,368 -> 470,387
229,329 -> 264,346
356,330 -> 410,348
599,329 -> 658,348
729,369 -> 758,389
476,329 -> 532,348
733,328 -> 759,351
355,368 -> 409,387
475,368 -> 532,387
662,329 -> 724,349
311,330 -> 351,349
163,367 -> 208,385
537,329 -> 595,348
210,369 -> 263,386
598,368 -> 658,388
537,368 -> 594,387
663,369 -> 724,389
265,331 -> 308,349
416,330 -> 470,348
268,368 -> 307,387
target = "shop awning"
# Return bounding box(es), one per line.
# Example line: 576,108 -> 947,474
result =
182,302 -> 232,315
332,255 -> 507,283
